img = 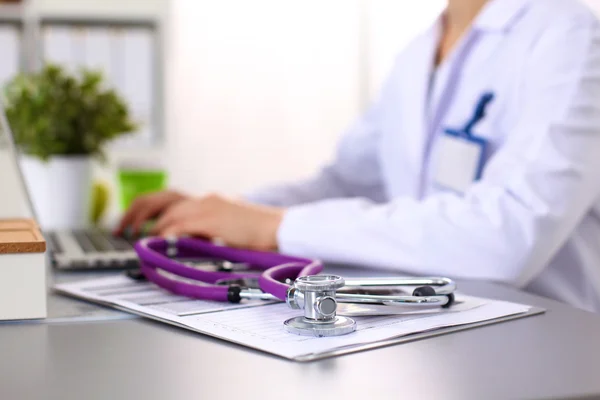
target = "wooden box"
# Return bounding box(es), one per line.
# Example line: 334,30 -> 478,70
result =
0,219 -> 46,320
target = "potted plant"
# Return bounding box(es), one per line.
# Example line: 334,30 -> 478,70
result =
2,64 -> 137,229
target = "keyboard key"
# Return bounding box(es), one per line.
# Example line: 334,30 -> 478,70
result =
73,231 -> 96,253
86,230 -> 114,252
124,259 -> 140,269
125,236 -> 140,247
105,234 -> 134,252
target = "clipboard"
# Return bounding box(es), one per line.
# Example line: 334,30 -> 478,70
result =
55,275 -> 545,362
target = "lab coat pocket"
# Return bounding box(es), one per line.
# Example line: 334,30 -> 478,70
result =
432,130 -> 488,194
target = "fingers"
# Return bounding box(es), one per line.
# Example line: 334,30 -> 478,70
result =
114,191 -> 188,237
151,206 -> 181,235
161,220 -> 208,238
128,200 -> 166,237
153,200 -> 219,238
151,199 -> 197,234
114,198 -> 145,236
115,197 -> 166,237
150,193 -> 228,238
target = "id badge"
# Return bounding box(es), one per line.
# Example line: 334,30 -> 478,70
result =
432,130 -> 487,194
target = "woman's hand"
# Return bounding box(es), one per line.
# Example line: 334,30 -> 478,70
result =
114,190 -> 188,236
151,193 -> 285,251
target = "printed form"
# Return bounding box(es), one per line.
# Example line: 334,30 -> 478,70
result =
55,275 -> 542,361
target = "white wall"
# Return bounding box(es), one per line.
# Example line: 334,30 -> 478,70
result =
19,0 -> 600,221
166,1 -> 444,196
582,0 -> 600,15
167,0 -> 362,195
21,0 -> 447,212
364,1 -> 445,99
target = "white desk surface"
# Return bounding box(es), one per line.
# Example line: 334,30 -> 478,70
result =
1,266 -> 600,400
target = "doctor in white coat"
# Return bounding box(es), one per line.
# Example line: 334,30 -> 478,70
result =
117,0 -> 600,312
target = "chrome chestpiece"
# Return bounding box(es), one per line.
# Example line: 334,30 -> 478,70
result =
284,275 -> 457,337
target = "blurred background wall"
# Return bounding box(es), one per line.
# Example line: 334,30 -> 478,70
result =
166,0 -> 445,195
168,0 -> 600,195
3,0 -> 600,220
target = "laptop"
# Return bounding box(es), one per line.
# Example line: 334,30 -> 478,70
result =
0,98 -> 139,270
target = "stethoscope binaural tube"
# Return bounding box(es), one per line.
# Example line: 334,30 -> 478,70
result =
135,237 -> 456,308
135,237 -> 323,302
340,276 -> 457,307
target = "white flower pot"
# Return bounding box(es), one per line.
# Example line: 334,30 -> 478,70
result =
20,156 -> 93,230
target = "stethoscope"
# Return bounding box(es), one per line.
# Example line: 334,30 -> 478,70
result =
134,237 -> 457,337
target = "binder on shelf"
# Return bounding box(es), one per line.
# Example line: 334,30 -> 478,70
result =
0,23 -> 20,89
42,23 -> 157,148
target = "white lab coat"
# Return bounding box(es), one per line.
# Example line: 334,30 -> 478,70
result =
247,0 -> 600,312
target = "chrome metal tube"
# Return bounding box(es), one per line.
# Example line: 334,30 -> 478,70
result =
343,277 -> 456,295
336,292 -> 450,306
240,289 -> 279,301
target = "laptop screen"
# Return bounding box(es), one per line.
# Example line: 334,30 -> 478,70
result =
0,98 -> 36,220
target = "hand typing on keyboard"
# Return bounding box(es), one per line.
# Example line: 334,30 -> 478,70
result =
149,193 -> 285,251
114,190 -> 188,237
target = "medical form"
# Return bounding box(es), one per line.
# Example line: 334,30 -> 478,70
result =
55,275 -> 543,361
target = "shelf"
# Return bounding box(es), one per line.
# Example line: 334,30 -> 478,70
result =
0,5 -> 163,26
34,0 -> 165,20
39,14 -> 158,28
2,0 -> 167,151
0,3 -> 25,22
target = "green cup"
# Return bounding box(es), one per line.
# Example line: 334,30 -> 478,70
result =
117,161 -> 167,212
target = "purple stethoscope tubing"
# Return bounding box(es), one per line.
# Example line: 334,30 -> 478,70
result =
135,237 -> 323,302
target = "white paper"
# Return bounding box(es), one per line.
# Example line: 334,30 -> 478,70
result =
178,301 -> 531,359
55,275 -> 538,360
55,275 -> 274,315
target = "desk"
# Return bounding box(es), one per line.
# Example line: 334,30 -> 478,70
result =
1,268 -> 600,400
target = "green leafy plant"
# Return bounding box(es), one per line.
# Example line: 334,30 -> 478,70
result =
2,64 -> 138,161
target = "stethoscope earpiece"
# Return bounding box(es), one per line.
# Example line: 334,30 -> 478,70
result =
412,285 -> 455,308
443,293 -> 455,308
412,285 -> 436,297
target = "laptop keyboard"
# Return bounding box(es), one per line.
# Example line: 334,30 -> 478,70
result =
49,229 -> 141,270
107,234 -> 138,251
46,232 -> 64,255
73,230 -> 134,253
